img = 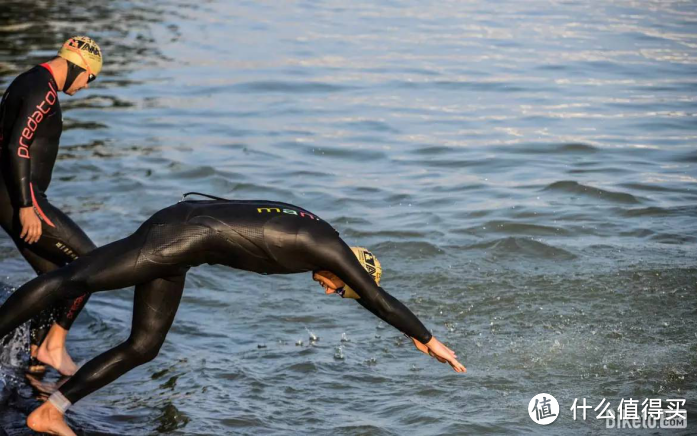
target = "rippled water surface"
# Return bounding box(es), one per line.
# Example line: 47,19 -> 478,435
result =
0,0 -> 695,434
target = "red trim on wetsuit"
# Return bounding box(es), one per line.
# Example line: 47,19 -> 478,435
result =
39,63 -> 54,79
30,183 -> 56,228
65,295 -> 85,320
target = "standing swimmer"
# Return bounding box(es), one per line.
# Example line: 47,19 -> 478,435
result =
0,195 -> 466,436
0,36 -> 103,375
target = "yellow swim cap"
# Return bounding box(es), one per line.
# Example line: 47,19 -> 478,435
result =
58,36 -> 103,76
342,247 -> 382,299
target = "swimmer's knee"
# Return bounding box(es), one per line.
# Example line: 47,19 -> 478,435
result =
39,271 -> 76,300
47,269 -> 90,300
123,337 -> 163,365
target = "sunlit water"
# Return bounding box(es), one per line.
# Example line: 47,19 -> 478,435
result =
0,0 -> 695,434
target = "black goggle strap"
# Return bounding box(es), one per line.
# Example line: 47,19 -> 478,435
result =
180,192 -> 231,202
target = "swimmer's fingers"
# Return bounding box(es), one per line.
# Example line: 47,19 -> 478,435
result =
448,359 -> 467,373
29,222 -> 42,244
19,207 -> 42,244
426,337 -> 458,361
428,349 -> 448,363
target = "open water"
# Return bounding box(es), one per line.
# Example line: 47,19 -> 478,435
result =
0,1 -> 695,434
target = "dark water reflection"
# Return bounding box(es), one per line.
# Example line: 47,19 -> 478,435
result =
0,0 -> 178,85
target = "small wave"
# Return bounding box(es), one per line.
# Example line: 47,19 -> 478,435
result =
232,80 -> 353,94
649,233 -> 697,244
469,237 -> 576,260
411,145 -> 454,156
392,79 -> 529,93
299,144 -> 386,161
62,119 -> 108,131
619,228 -> 655,238
568,167 -> 633,175
332,216 -> 373,226
504,142 -> 599,154
670,151 -> 696,163
63,95 -> 134,110
374,241 -> 443,258
454,221 -> 569,236
169,164 -> 216,179
287,362 -> 317,374
342,228 -> 430,239
432,183 -> 489,194
617,205 -> 695,218
557,143 -> 599,153
618,182 -> 690,193
338,120 -> 400,134
543,181 -> 641,204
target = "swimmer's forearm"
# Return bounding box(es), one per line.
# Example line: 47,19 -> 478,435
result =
355,292 -> 432,344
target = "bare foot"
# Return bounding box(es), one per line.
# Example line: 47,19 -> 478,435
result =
27,401 -> 76,436
37,344 -> 78,376
36,324 -> 78,376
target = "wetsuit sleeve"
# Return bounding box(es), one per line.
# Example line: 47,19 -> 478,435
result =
5,83 -> 54,207
353,285 -> 432,344
319,240 -> 433,344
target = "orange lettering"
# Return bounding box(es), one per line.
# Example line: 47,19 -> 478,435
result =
15,79 -> 56,161
36,101 -> 50,114
27,116 -> 38,132
47,82 -> 57,103
32,111 -> 43,123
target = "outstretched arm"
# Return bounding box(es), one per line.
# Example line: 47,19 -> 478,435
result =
354,290 -> 465,372
317,239 -> 432,343
318,238 -> 466,372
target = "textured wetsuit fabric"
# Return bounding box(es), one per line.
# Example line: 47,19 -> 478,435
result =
0,199 -> 432,404
0,64 -> 95,344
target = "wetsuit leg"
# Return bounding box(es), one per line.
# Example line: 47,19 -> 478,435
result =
27,196 -> 98,330
58,275 -> 185,404
17,248 -> 63,346
0,185 -> 96,345
0,189 -> 58,346
0,221 -> 186,342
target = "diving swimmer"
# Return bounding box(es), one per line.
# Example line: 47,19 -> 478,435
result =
0,194 -> 466,436
0,36 -> 103,375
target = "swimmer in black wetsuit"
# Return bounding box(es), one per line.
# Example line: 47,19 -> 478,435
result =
0,36 -> 103,375
0,195 -> 466,436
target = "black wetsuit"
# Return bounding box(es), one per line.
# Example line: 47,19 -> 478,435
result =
0,198 -> 432,405
0,64 -> 96,345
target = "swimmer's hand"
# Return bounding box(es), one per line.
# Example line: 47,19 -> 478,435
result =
411,336 -> 466,373
20,206 -> 42,244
